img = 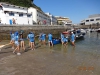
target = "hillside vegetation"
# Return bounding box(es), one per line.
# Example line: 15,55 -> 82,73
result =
0,0 -> 42,11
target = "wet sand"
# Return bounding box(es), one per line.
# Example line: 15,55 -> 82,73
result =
0,32 -> 100,75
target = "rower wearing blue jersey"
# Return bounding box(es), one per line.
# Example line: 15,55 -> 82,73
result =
29,32 -> 35,50
41,33 -> 46,45
10,31 -> 15,49
61,33 -> 64,45
63,36 -> 68,47
13,31 -> 21,55
48,33 -> 53,47
70,32 -> 75,47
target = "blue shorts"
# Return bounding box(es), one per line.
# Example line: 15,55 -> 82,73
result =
15,41 -> 19,46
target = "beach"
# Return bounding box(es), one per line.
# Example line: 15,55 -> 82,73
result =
0,32 -> 100,75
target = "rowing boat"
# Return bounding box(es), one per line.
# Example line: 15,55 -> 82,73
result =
52,38 -> 61,45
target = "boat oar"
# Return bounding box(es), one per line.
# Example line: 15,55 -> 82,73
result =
0,43 -> 11,51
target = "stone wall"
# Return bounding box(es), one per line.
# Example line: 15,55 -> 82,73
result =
0,25 -> 66,40
0,24 -> 100,40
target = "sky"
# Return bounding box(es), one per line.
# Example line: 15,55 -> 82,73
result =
34,0 -> 100,24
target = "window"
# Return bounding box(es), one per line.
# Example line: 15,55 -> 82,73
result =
4,11 -> 9,14
19,13 -> 23,17
96,18 -> 100,21
0,6 -> 3,10
86,20 -> 89,22
9,12 -> 14,16
90,19 -> 94,21
27,14 -> 31,17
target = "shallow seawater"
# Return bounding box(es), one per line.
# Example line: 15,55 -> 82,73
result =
53,32 -> 100,53
51,32 -> 100,74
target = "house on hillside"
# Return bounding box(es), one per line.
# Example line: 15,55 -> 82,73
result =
45,12 -> 57,25
0,2 -> 33,25
28,7 -> 51,25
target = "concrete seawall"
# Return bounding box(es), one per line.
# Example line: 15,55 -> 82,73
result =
78,24 -> 100,29
0,24 -> 100,40
0,25 -> 66,40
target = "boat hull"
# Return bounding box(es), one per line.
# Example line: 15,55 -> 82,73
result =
52,39 -> 61,45
97,30 -> 100,33
75,35 -> 84,40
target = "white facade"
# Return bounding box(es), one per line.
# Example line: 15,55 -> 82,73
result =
85,17 -> 100,25
28,7 -> 51,25
0,2 -> 32,25
45,13 -> 57,25
80,14 -> 100,25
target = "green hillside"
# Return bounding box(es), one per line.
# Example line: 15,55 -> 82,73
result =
0,0 -> 42,11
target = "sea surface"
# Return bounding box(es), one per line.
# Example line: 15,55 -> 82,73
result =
52,31 -> 100,74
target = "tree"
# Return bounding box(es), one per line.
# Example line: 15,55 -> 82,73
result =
0,0 -> 42,11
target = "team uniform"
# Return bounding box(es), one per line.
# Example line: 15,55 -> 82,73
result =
41,33 -> 46,41
13,31 -> 21,55
48,34 -> 53,43
14,32 -> 19,46
71,34 -> 75,42
10,33 -> 15,41
29,33 -> 35,43
29,32 -> 35,50
63,37 -> 68,43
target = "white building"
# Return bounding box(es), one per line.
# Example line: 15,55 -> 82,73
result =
80,14 -> 100,25
0,2 -> 33,25
45,13 -> 57,25
55,16 -> 72,25
28,7 -> 51,25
